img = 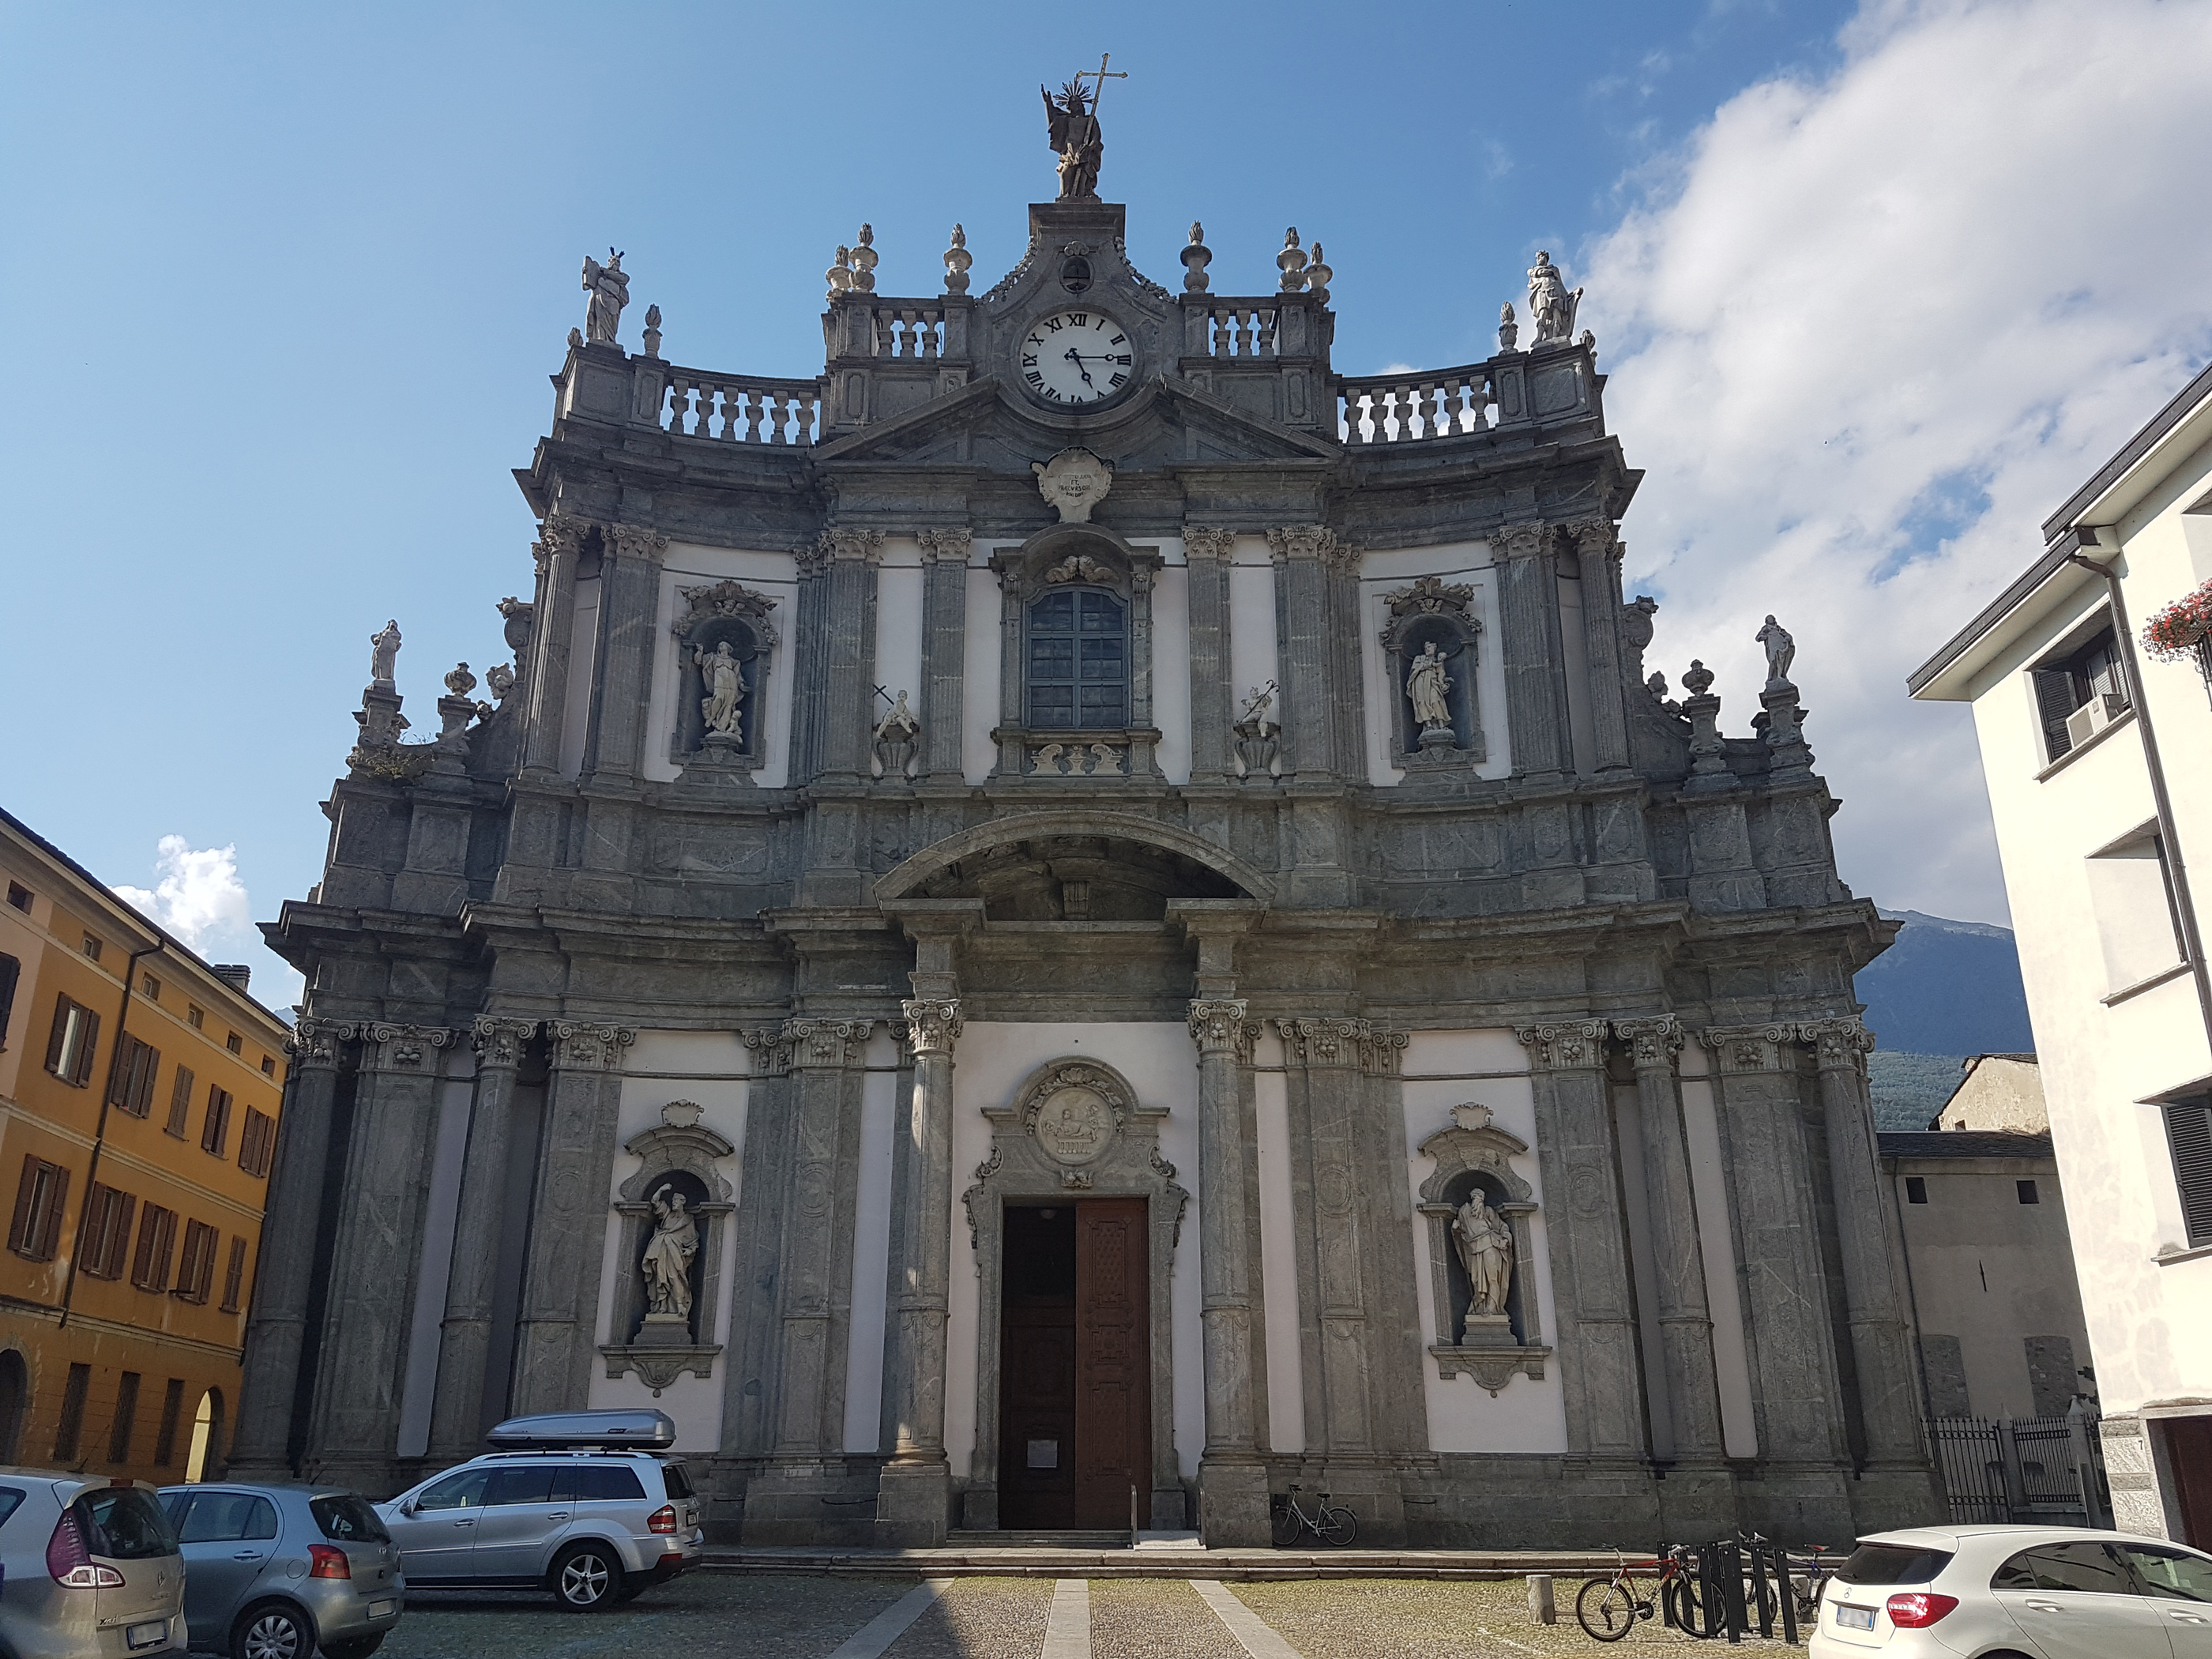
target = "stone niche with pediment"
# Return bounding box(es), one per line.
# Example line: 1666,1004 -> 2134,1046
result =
1415,1102 -> 1548,1393
599,1100 -> 735,1394
957,1057 -> 1189,1530
988,523 -> 1164,782
1379,574 -> 1486,767
668,577 -> 780,777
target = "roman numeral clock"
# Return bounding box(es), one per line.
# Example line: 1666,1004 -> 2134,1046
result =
1021,310 -> 1134,405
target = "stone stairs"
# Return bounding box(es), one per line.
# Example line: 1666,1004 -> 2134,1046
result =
698,1543 -> 1625,1580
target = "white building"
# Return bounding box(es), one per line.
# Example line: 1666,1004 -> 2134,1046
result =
1909,360 -> 2212,1546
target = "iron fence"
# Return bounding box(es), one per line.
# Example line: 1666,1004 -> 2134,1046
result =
1927,1406 -> 2109,1527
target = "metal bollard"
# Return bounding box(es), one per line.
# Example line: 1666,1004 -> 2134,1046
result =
1528,1574 -> 1556,1624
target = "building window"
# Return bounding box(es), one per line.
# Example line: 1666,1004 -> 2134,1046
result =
2165,1097 -> 2212,1249
259,1054 -> 275,1077
2086,822 -> 2188,995
2033,624 -> 2128,761
201,1087 -> 233,1158
53,1362 -> 89,1461
81,934 -> 102,963
186,1004 -> 203,1031
7,1155 -> 70,1259
153,1378 -> 186,1465
220,1236 -> 248,1314
174,1221 -> 219,1304
1905,1176 -> 1929,1205
164,1066 -> 194,1138
224,1031 -> 241,1056
130,1203 -> 178,1292
108,1371 -> 140,1464
2017,1179 -> 2041,1205
44,995 -> 100,1087
80,1184 -> 137,1280
6,882 -> 30,912
237,1108 -> 276,1179
0,951 -> 18,1051
1026,587 -> 1128,729
105,1033 -> 160,1118
140,974 -> 160,1002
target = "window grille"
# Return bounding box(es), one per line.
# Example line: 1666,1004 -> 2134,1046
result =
1027,587 -> 1128,729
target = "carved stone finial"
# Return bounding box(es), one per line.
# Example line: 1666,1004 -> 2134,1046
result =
1527,251 -> 1582,345
849,224 -> 878,293
943,224 -> 972,295
369,619 -> 402,688
1032,447 -> 1113,524
1498,301 -> 1520,352
641,303 -> 663,359
1757,612 -> 1796,688
1182,224 -> 1212,294
1304,242 -> 1332,303
1681,658 -> 1715,698
486,662 -> 516,704
581,248 -> 627,344
444,662 -> 476,698
826,246 -> 852,300
1277,227 -> 1308,292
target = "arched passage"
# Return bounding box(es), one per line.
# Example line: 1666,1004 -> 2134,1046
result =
877,811 -> 1272,921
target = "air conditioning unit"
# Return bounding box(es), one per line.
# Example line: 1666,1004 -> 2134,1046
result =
2064,693 -> 2127,749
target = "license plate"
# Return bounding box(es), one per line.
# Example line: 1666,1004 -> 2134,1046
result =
126,1620 -> 168,1650
1837,1604 -> 1877,1631
367,1599 -> 398,1620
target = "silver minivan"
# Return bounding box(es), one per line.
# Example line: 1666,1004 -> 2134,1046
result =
158,1483 -> 403,1659
0,1471 -> 186,1659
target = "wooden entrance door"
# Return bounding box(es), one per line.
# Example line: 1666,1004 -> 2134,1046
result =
996,1198 -> 1150,1530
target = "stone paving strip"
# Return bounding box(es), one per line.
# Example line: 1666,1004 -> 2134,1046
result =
879,1573 -> 1058,1658
1089,1578 -> 1249,1658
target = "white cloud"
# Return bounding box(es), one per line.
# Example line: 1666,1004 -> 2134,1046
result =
1582,0 -> 2212,924
114,836 -> 254,953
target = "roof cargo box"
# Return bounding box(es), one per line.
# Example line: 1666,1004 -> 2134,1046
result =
485,1409 -> 677,1450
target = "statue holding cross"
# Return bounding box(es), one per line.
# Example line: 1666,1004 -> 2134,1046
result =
1041,54 -> 1125,201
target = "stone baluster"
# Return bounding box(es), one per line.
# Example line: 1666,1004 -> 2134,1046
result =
230,1018 -> 355,1477
425,1017 -> 540,1461
509,1022 -> 635,1414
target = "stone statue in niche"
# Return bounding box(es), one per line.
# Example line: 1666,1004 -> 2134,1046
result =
369,619 -> 402,687
641,1185 -> 699,1322
581,248 -> 628,344
1757,613 -> 1796,687
872,690 -> 920,780
1526,251 -> 1582,344
694,641 -> 747,739
1406,641 -> 1455,736
1453,1191 -> 1514,1323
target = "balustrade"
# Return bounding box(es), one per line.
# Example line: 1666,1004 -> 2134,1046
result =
1196,301 -> 1281,359
865,303 -> 946,359
656,367 -> 822,446
1337,363 -> 1495,443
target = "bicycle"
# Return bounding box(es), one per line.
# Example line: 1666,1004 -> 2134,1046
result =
1270,1483 -> 1357,1547
1576,1546 -> 1696,1640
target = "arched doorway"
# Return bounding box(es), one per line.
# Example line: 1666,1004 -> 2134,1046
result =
185,1387 -> 225,1481
0,1349 -> 28,1463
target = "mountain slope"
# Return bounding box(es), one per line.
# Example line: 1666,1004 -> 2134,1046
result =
1857,908 -> 2035,1055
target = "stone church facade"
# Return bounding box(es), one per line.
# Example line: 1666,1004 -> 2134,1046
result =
234,181 -> 1939,1548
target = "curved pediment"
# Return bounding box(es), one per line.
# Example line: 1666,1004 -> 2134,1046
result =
877,810 -> 1273,916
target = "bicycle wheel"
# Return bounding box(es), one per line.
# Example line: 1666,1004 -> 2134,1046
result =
1665,1576 -> 1711,1637
1577,1578 -> 1638,1642
1316,1505 -> 1358,1547
1271,1502 -> 1301,1548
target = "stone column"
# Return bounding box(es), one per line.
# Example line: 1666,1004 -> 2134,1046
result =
1183,529 -> 1237,781
580,524 -> 668,779
231,1018 -> 353,1477
510,1021 -> 634,1416
1613,1018 -> 1727,1468
1567,519 -> 1634,773
814,529 -> 884,781
1277,1017 -> 1376,1456
875,997 -> 961,1545
1801,1017 -> 1929,1473
1516,1021 -> 1645,1461
520,517 -> 588,777
425,1017 -> 538,1461
772,1020 -> 873,1454
1189,998 -> 1270,1542
306,1022 -> 457,1490
917,529 -> 970,781
1495,521 -> 1572,779
1266,526 -> 1341,778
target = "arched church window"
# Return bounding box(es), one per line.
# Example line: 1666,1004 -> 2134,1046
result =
1026,587 -> 1127,729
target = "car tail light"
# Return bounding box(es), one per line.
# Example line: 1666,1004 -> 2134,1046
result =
309,1544 -> 352,1580
1886,1593 -> 1958,1627
648,1504 -> 678,1534
47,1509 -> 124,1588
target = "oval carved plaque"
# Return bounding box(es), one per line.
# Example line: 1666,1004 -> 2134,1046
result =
1033,1084 -> 1115,1167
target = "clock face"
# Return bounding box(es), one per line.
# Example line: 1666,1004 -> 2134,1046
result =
1018,310 -> 1134,406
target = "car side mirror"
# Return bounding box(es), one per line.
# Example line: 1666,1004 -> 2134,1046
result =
398,1499 -> 417,1517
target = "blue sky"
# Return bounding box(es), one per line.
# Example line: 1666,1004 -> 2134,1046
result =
6,0 -> 2210,1003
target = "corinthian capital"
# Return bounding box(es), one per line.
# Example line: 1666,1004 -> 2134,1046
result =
606,523 -> 670,562
918,527 -> 972,563
1561,517 -> 1618,559
1697,1023 -> 1797,1074
1264,525 -> 1341,563
903,999 -> 964,1057
1273,1015 -> 1368,1067
363,1023 -> 458,1072
1612,1015 -> 1684,1070
1492,520 -> 1551,562
783,1018 -> 872,1069
472,1016 -> 539,1069
1182,527 -> 1237,561
536,515 -> 593,563
1797,1016 -> 1875,1070
1514,1019 -> 1610,1071
803,527 -> 886,571
1186,999 -> 1253,1062
284,1018 -> 356,1068
547,1021 -> 635,1071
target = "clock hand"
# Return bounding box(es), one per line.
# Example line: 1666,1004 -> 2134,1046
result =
1063,346 -> 1096,388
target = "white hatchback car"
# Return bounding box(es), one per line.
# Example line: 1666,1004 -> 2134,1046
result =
1811,1526 -> 2212,1659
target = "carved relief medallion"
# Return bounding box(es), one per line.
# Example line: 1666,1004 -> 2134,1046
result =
1032,1082 -> 1115,1167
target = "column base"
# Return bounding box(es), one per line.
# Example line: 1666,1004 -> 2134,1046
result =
1196,1459 -> 1273,1547
739,1460 -> 882,1547
874,1459 -> 954,1547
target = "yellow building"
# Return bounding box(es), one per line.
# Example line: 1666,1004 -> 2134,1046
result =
0,806 -> 288,1482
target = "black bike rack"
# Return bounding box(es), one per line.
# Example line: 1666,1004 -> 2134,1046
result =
1669,1538 -> 1803,1645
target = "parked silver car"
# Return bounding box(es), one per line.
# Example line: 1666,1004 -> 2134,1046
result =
157,1482 -> 403,1659
376,1411 -> 703,1611
0,1469 -> 186,1659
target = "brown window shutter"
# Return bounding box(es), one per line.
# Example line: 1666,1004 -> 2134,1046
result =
104,1191 -> 137,1277
46,996 -> 72,1073
8,1156 -> 38,1253
72,1006 -> 100,1085
38,1164 -> 69,1258
166,1066 -> 194,1136
221,1235 -> 247,1312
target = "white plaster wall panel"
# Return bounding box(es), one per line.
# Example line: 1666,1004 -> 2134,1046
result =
962,559 -> 1004,784
942,1021 -> 1205,1481
842,1029 -> 901,1453
584,1029 -> 754,1452
651,545 -> 800,791
1152,564 -> 1193,785
872,540 -> 926,723
1356,543 -> 1510,784
1398,1029 -> 1567,1454
1251,1024 -> 1305,1454
395,1054 -> 478,1458
558,577 -> 600,780
1227,547 -> 1278,711
1676,1037 -> 1757,1458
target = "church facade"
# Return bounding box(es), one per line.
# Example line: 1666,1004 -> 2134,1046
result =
234,168 -> 1939,1547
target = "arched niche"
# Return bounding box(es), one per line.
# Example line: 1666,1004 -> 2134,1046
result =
600,1100 -> 735,1394
668,579 -> 779,777
875,808 -> 1275,908
988,525 -> 1164,781
1415,1102 -> 1548,1393
1379,574 -> 1486,767
957,1057 -> 1189,1531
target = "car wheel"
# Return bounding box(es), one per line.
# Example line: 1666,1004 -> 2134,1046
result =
233,1601 -> 314,1659
322,1638 -> 389,1659
552,1540 -> 621,1612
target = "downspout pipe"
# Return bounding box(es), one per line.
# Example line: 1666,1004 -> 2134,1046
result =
2069,535 -> 2212,1059
58,939 -> 159,1328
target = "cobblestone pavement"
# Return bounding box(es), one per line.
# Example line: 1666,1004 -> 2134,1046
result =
380,1571 -> 1805,1657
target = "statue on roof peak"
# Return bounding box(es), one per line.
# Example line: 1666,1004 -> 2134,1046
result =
1042,55 -> 1124,201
